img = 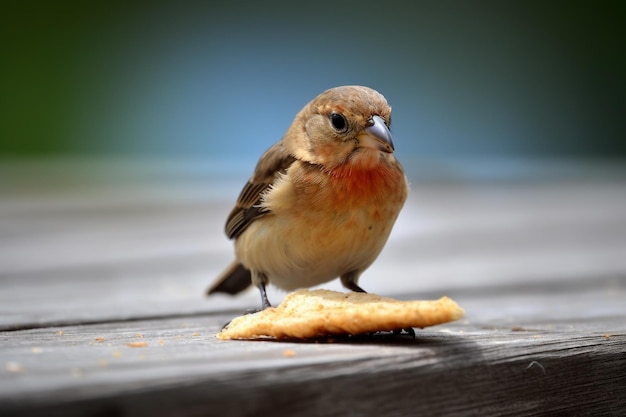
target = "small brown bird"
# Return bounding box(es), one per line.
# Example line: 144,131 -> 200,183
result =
208,85 -> 409,310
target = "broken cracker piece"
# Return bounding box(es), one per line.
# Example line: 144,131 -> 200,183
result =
217,289 -> 464,340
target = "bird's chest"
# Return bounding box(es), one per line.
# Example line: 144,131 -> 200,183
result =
301,169 -> 389,215
271,164 -> 406,244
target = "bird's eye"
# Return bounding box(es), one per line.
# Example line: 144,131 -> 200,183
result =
330,112 -> 348,132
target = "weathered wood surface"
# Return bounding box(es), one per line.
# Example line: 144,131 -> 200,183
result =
1,159 -> 625,416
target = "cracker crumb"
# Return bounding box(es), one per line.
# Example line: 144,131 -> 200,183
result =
95,337 -> 105,343
134,333 -> 144,338
58,330 -> 64,336
127,341 -> 148,348
5,362 -> 25,373
283,349 -> 296,357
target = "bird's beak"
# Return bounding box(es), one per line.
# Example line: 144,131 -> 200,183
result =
357,115 -> 394,153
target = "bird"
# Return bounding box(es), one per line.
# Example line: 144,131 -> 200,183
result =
207,85 -> 409,311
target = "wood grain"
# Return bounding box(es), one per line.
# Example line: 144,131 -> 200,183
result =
1,311 -> 624,416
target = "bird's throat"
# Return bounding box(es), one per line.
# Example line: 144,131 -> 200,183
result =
327,155 -> 401,203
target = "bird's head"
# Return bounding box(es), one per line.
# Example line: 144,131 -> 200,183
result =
284,85 -> 395,170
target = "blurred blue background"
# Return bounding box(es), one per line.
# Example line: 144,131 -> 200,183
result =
1,0 -> 625,171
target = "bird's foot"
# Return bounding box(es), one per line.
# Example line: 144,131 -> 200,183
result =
393,327 -> 416,338
244,307 -> 267,315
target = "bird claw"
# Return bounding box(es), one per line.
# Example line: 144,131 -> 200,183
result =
393,327 -> 416,338
364,327 -> 416,339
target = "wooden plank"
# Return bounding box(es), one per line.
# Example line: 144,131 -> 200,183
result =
1,285 -> 624,416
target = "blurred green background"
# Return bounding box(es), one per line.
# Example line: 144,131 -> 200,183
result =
1,0 -> 625,168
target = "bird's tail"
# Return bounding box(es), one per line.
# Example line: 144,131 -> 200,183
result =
207,262 -> 252,296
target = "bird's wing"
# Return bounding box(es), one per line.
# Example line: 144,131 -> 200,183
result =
225,140 -> 295,239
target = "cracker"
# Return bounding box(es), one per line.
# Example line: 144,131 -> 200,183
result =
217,289 -> 464,340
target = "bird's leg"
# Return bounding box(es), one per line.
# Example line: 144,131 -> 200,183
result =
341,271 -> 415,338
243,282 -> 271,314
257,280 -> 272,310
345,281 -> 367,293
249,270 -> 272,312
223,277 -> 272,328
340,271 -> 367,293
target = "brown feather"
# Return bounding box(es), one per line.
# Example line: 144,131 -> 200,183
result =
206,262 -> 252,295
224,140 -> 296,239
